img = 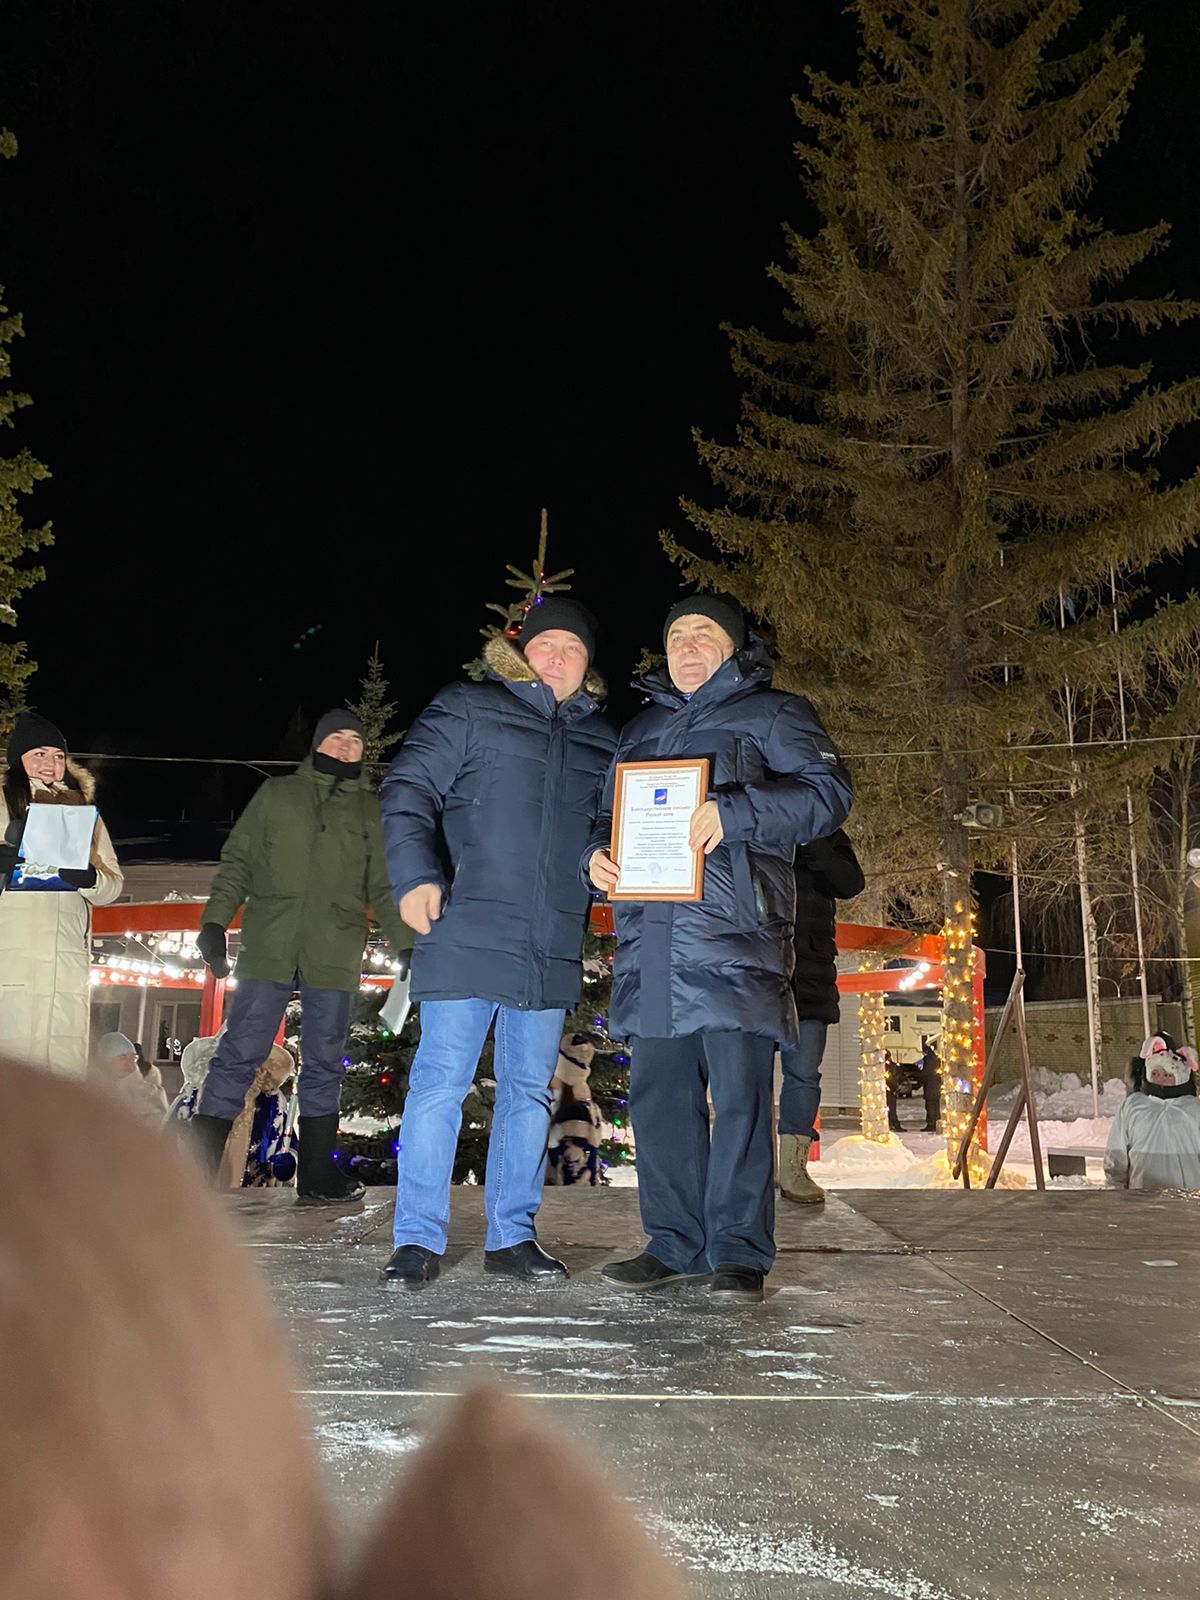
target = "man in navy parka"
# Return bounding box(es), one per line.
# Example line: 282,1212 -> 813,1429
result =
380,597 -> 616,1290
586,594 -> 851,1302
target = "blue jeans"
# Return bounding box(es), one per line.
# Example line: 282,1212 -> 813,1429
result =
196,976 -> 350,1120
393,999 -> 565,1253
778,1018 -> 828,1138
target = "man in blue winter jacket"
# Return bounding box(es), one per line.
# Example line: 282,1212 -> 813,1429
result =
587,594 -> 852,1303
379,597 -> 617,1289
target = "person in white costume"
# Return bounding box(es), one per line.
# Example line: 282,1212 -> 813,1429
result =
1105,1033 -> 1200,1192
171,1025 -> 298,1188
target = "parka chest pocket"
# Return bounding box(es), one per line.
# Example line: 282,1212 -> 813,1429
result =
713,733 -> 763,790
447,746 -> 498,809
562,741 -> 609,811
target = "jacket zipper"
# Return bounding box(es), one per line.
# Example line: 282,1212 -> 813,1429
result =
527,707 -> 562,1009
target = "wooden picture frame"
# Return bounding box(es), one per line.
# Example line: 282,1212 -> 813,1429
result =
608,757 -> 710,903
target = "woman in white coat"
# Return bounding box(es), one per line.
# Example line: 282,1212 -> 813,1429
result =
0,712 -> 123,1075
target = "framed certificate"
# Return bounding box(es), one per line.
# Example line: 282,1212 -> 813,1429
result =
609,758 -> 710,902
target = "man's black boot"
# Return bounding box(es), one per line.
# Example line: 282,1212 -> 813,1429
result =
709,1264 -> 765,1303
187,1114 -> 234,1178
296,1113 -> 365,1205
601,1251 -> 710,1291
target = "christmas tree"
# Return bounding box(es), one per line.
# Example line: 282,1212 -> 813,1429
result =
336,982 -> 499,1183
567,913 -> 635,1175
336,923 -> 632,1181
0,129 -> 51,724
465,507 -> 574,679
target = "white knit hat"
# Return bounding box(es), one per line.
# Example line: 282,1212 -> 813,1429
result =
95,1031 -> 137,1060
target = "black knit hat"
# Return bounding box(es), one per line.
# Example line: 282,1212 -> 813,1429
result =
311,709 -> 365,752
518,595 -> 598,663
7,710 -> 68,766
662,593 -> 746,651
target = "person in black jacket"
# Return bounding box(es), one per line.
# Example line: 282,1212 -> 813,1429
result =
777,830 -> 865,1203
379,598 -> 616,1289
884,1051 -> 905,1133
587,594 -> 852,1303
921,1035 -> 942,1133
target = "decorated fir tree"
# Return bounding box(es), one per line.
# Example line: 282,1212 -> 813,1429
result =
337,923 -> 633,1180
337,994 -> 417,1128
567,915 -> 635,1174
666,0 -> 1200,1155
0,130 -> 51,725
337,990 -> 500,1182
465,507 -> 574,679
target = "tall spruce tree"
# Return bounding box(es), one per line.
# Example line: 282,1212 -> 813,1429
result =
0,130 -> 51,723
666,0 -> 1200,1156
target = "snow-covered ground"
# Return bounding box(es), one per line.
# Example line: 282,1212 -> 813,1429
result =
812,1070 -> 1123,1191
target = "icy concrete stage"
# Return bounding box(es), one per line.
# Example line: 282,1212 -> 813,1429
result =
231,1185 -> 1200,1598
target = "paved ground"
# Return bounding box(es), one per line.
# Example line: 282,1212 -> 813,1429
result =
231,1184 -> 1200,1599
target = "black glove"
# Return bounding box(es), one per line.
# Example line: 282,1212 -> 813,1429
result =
197,922 -> 231,979
392,947 -> 411,982
58,865 -> 98,890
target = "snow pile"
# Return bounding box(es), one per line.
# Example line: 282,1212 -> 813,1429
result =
814,1133 -> 1027,1190
990,1071 -> 1125,1122
338,1113 -> 395,1136
606,1164 -> 639,1188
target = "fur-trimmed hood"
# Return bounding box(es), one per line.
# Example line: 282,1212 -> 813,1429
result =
3,752 -> 97,825
29,758 -> 97,806
483,633 -> 607,702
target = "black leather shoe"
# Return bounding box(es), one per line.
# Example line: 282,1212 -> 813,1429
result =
601,1251 -> 711,1291
709,1264 -> 765,1302
483,1240 -> 568,1280
380,1244 -> 441,1290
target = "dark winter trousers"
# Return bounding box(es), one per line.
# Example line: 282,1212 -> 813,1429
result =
778,1018 -> 827,1138
886,1081 -> 903,1130
197,977 -> 351,1121
630,1031 -> 776,1274
922,1055 -> 941,1129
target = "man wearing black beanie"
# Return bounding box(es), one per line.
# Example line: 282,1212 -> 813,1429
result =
378,594 -> 616,1289
586,593 -> 853,1303
191,709 -> 412,1203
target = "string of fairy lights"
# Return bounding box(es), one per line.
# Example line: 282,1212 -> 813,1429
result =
845,914 -> 988,1176
938,903 -> 986,1179
90,930 -> 404,995
856,979 -> 891,1145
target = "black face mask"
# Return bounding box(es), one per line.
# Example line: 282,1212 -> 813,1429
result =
1146,1079 -> 1197,1101
312,751 -> 363,780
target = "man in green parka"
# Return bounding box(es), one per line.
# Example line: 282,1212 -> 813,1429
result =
191,710 -> 410,1202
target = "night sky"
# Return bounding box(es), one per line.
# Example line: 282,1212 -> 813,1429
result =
2,0 -> 1199,831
